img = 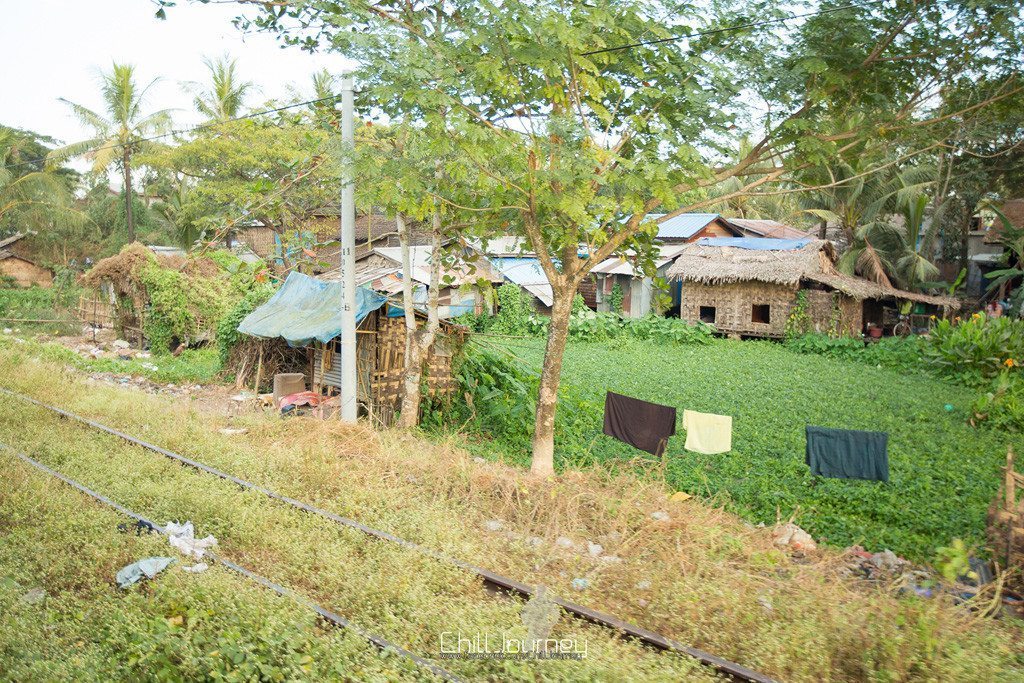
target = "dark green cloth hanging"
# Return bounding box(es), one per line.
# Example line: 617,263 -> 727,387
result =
805,426 -> 889,482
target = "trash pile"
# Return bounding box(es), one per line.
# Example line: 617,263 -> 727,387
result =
115,519 -> 216,589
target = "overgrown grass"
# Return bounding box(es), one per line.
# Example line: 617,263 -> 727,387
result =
9,335 -> 223,384
0,344 -> 1021,681
460,336 -> 1023,562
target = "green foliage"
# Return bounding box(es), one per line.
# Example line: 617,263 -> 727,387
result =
934,538 -> 977,584
568,312 -> 714,345
138,262 -> 233,354
924,314 -> 1024,387
608,283 -> 624,315
785,333 -> 927,374
971,371 -> 1024,433
0,286 -> 79,336
784,291 -> 812,340
490,283 -> 536,336
474,336 -> 1020,561
217,283 -> 276,364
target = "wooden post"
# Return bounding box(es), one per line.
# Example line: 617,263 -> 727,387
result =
1008,446 -> 1017,512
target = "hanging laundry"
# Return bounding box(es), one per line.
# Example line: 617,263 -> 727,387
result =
116,557 -> 176,589
165,521 -> 218,559
682,409 -> 732,454
805,426 -> 889,482
602,392 -> 677,456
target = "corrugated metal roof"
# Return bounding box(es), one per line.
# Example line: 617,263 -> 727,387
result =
591,245 -> 689,276
725,218 -> 813,239
489,256 -> 554,306
649,213 -> 721,239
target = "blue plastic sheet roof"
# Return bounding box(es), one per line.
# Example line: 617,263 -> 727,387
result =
695,237 -> 813,250
237,271 -> 388,346
649,213 -> 721,239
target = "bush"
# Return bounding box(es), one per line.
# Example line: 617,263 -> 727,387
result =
924,314 -> 1024,386
568,311 -> 715,345
490,283 -> 536,335
971,371 -> 1024,432
785,333 -> 927,373
216,283 -> 277,364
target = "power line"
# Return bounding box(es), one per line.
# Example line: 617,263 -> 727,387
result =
1,94 -> 344,172
581,0 -> 888,56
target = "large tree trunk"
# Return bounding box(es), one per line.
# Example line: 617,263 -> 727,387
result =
529,283 -> 574,477
398,213 -> 442,428
123,150 -> 135,244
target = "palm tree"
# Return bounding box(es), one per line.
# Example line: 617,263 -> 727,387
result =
49,63 -> 172,244
185,55 -> 254,122
1,127 -> 83,236
800,160 -> 936,288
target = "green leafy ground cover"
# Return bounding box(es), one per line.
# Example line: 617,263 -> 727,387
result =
1,346 -> 1021,681
465,337 -> 1022,561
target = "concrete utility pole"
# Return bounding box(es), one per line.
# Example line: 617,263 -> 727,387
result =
338,73 -> 357,423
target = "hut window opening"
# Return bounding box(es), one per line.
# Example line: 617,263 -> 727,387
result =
699,306 -> 717,324
752,304 -> 771,324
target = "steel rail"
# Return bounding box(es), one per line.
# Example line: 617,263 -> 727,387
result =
1,386 -> 776,683
0,442 -> 461,683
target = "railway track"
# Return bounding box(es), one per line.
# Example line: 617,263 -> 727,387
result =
0,385 -> 776,683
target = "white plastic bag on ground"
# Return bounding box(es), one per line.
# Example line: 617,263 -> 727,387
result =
165,521 -> 218,559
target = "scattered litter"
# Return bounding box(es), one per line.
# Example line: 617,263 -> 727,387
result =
521,586 -> 561,644
112,339 -> 130,349
117,557 -> 176,588
571,578 -> 589,591
20,587 -> 47,604
555,536 -> 574,549
670,491 -> 692,502
218,427 -> 248,436
118,520 -> 157,536
650,511 -> 670,522
166,521 -> 217,559
757,595 -> 773,612
772,523 -> 817,552
2,328 -> 11,334
279,391 -> 322,412
600,555 -> 622,564
586,542 -> 604,557
638,598 -> 649,607
182,563 -> 209,574
473,457 -> 486,464
484,520 -> 504,532
525,536 -> 543,547
635,580 -> 652,590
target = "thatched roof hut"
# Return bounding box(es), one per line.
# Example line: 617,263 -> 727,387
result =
666,239 -> 958,338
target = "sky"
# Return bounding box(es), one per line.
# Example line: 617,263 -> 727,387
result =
2,0 -> 354,149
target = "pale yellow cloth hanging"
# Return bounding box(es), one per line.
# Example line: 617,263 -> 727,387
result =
683,409 -> 732,454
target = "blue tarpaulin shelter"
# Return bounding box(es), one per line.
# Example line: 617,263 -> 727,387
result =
238,272 -> 388,347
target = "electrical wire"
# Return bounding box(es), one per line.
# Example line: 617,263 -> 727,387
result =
581,0 -> 888,56
1,94 -> 344,172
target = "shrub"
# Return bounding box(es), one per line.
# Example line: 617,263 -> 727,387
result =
785,333 -> 927,373
216,283 -> 277,364
490,283 -> 535,335
971,371 -> 1024,432
924,314 -> 1024,386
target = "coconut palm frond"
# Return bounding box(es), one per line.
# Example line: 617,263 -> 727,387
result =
46,137 -> 108,165
855,240 -> 895,288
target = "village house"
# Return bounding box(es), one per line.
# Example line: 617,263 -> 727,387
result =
666,237 -> 959,338
591,244 -> 687,317
650,213 -> 742,243
0,233 -> 53,288
237,271 -> 459,424
230,209 -> 432,270
322,244 -> 504,319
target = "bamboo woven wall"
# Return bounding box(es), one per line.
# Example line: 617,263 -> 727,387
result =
679,281 -> 795,337
804,289 -> 862,336
372,315 -> 458,406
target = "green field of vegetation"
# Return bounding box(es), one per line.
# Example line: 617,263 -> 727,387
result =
460,336 -> 1021,561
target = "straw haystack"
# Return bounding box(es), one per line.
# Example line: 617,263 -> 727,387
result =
666,240 -> 958,338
